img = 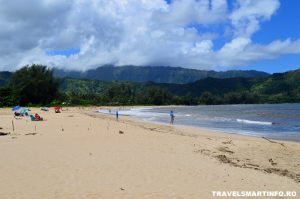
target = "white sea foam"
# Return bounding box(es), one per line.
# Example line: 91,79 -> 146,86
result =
97,108 -> 164,118
236,119 -> 273,126
213,117 -> 232,122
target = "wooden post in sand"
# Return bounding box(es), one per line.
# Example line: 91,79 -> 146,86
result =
107,121 -> 110,131
12,120 -> 14,132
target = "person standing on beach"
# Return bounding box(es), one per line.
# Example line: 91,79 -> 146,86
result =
170,110 -> 175,125
116,110 -> 119,121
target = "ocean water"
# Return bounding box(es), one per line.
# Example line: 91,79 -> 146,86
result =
97,104 -> 300,142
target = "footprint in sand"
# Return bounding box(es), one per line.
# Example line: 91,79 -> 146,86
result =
222,140 -> 234,145
217,146 -> 234,154
268,158 -> 277,166
194,149 -> 212,156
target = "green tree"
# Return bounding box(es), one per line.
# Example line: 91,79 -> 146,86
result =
180,93 -> 197,105
0,86 -> 15,107
106,83 -> 135,105
144,86 -> 172,105
199,92 -> 216,105
10,64 -> 59,105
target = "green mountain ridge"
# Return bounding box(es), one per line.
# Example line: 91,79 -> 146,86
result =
0,71 -> 13,85
58,68 -> 300,105
53,65 -> 270,84
1,67 -> 299,106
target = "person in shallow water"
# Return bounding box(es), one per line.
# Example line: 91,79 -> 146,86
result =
116,110 -> 119,121
170,110 -> 175,125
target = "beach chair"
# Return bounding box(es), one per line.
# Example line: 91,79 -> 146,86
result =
54,106 -> 61,113
30,115 -> 35,121
30,114 -> 44,121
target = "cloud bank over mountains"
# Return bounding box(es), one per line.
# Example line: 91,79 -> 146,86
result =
0,0 -> 300,71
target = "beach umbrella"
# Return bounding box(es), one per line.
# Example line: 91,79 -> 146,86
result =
12,105 -> 21,111
53,106 -> 61,110
20,108 -> 29,115
41,107 -> 49,111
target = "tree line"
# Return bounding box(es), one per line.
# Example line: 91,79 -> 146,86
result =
0,64 -> 300,107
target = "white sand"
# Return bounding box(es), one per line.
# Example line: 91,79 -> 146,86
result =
0,107 -> 299,198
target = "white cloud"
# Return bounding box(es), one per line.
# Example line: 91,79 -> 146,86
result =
155,0 -> 228,27
0,0 -> 299,71
230,0 -> 280,37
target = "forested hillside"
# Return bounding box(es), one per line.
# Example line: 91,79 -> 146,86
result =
0,65 -> 299,106
57,69 -> 300,105
0,71 -> 12,85
54,65 -> 269,84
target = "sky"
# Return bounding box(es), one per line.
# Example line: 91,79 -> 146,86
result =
0,0 -> 299,73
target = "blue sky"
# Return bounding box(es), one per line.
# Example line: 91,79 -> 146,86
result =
0,0 -> 300,73
243,0 -> 300,73
46,48 -> 80,57
195,0 -> 300,73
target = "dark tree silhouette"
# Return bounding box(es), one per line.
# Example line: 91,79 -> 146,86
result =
10,64 -> 59,105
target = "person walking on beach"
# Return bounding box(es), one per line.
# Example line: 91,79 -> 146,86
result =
170,110 -> 175,125
116,110 -> 119,121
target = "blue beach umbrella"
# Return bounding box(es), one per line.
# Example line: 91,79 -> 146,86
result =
20,108 -> 29,115
12,105 -> 21,111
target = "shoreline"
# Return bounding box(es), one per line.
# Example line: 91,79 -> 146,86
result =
95,110 -> 300,145
90,110 -> 300,183
0,107 -> 299,198
95,107 -> 300,144
175,124 -> 300,144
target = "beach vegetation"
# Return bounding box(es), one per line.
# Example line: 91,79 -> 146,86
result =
0,66 -> 300,107
9,65 -> 59,105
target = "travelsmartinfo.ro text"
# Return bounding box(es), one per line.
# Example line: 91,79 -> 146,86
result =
212,191 -> 297,197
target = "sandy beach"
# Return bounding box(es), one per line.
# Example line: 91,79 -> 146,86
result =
0,107 -> 299,198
